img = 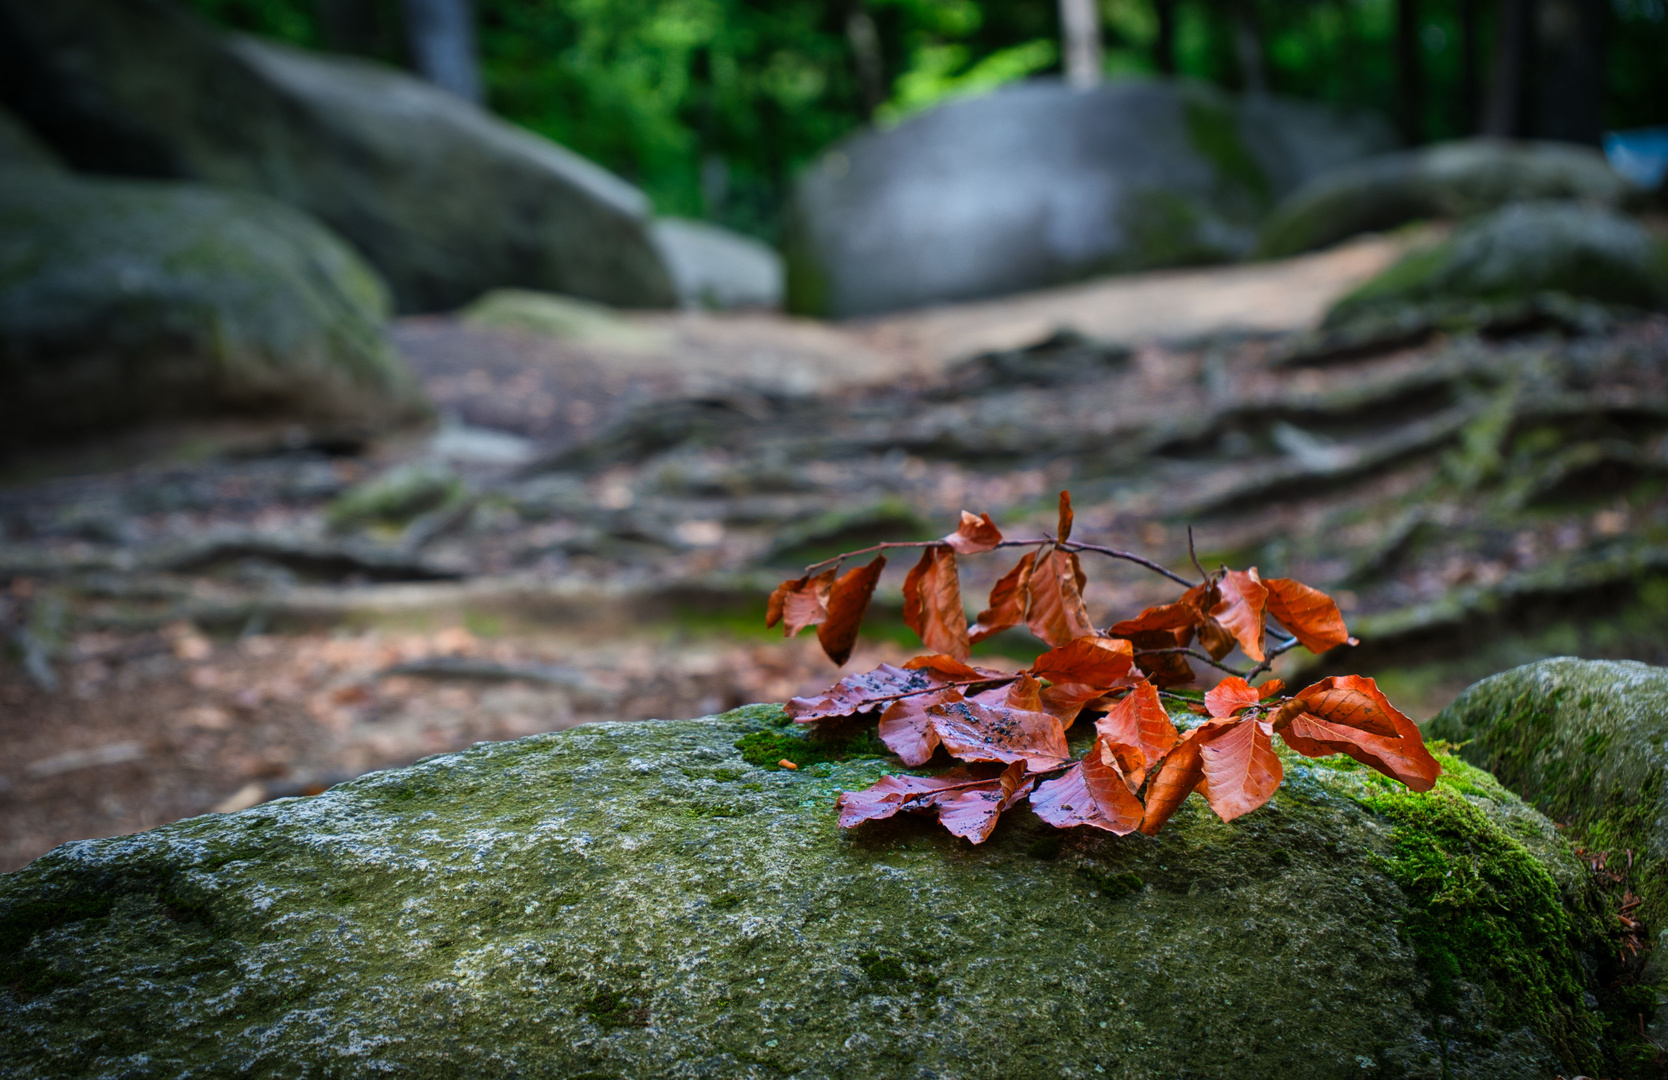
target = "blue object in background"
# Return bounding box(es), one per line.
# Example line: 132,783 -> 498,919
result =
1604,128 -> 1668,191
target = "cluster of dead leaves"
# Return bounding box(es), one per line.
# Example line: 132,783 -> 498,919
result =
767,493 -> 1440,843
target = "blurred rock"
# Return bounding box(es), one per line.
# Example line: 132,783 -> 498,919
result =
0,106 -> 60,171
1325,201 -> 1668,330
0,0 -> 678,313
0,171 -> 426,447
1259,139 -> 1635,258
785,79 -> 1394,318
460,289 -> 670,351
652,217 -> 784,309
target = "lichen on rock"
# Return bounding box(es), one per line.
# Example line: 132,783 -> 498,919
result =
0,703 -> 1614,1078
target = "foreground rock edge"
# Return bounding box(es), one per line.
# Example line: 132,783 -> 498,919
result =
0,703 -> 1621,1078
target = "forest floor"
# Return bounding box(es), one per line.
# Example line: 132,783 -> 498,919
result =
7,232 -> 1668,872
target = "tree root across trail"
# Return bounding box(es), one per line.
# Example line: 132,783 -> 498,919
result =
3,253 -> 1667,870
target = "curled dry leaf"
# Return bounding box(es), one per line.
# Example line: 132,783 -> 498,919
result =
1056,490 -> 1075,544
1028,636 -> 1135,688
1095,679 -> 1179,768
969,551 -> 1035,643
944,510 -> 1004,555
1203,676 -> 1261,718
766,570 -> 835,637
903,545 -> 972,662
1026,548 -> 1096,648
1211,568 -> 1268,661
1263,577 -> 1357,653
835,762 -> 1032,845
1196,718 -> 1283,822
1274,675 -> 1439,791
1030,734 -> 1145,834
785,658 -> 1002,722
1139,725 -> 1211,836
816,555 -> 886,666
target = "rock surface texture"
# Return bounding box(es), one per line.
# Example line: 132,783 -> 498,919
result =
1258,138 -> 1637,258
0,0 -> 678,313
1325,201 -> 1668,330
785,79 -> 1394,317
1428,658 -> 1668,975
0,170 -> 425,444
0,704 -> 1616,1078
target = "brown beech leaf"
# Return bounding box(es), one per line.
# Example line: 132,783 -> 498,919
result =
816,556 -> 886,666
1095,679 -> 1179,769
766,570 -> 835,637
786,659 -> 998,722
835,766 -> 999,829
1196,719 -> 1283,822
987,672 -> 1045,711
1028,636 -> 1135,688
935,760 -> 1033,843
944,511 -> 1004,555
1108,597 -> 1199,639
1119,629 -> 1197,687
1030,735 -> 1145,834
1026,548 -> 1096,647
970,550 -> 1035,643
1211,568 -> 1268,661
925,696 -> 1070,768
1263,577 -> 1358,654
877,687 -> 962,766
1204,676 -> 1261,718
903,545 -> 972,661
1139,724 -> 1219,835
1274,675 -> 1440,791
1056,490 -> 1075,543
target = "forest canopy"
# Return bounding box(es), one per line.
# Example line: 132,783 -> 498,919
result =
185,0 -> 1668,240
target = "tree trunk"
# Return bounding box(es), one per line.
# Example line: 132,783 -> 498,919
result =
845,2 -> 886,121
1058,0 -> 1102,89
1482,0 -> 1530,136
399,0 -> 481,103
1154,0 -> 1177,75
1396,0 -> 1424,144
1459,0 -> 1480,133
1533,0 -> 1606,145
1231,0 -> 1267,95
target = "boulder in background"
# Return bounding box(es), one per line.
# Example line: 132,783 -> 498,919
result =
653,217 -> 784,310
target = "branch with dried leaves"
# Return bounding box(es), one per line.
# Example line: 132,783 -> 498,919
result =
764,491 -> 1437,844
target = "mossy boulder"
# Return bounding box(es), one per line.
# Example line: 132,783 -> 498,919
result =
1427,657 -> 1668,1045
0,704 -> 1621,1078
785,79 -> 1393,317
1323,201 -> 1668,332
0,170 -> 427,446
0,0 -> 678,313
1258,138 -> 1636,258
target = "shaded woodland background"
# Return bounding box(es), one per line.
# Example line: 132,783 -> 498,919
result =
186,0 -> 1668,240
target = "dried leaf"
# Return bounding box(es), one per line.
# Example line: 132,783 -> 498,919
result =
835,767 -> 996,829
1290,674 -> 1409,738
970,551 -> 1035,643
1030,735 -> 1145,834
902,545 -> 972,662
925,696 -> 1070,768
993,672 -> 1045,711
1025,548 -> 1095,648
902,654 -> 1000,680
877,688 -> 961,766
1197,617 -> 1236,661
935,760 -> 1033,843
1203,676 -> 1261,718
944,511 -> 1004,555
1263,577 -> 1357,654
1095,679 -> 1179,769
816,556 -> 886,666
1119,629 -> 1196,688
1211,568 -> 1268,661
1056,490 -> 1075,543
766,570 -> 835,636
1196,719 -> 1283,822
1274,675 -> 1440,791
787,660 -> 991,722
1139,726 -> 1214,836
1028,636 -> 1135,688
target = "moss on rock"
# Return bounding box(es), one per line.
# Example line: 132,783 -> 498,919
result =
0,703 -> 1614,1078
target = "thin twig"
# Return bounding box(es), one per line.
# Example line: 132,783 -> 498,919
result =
1055,541 -> 1195,587
1244,637 -> 1305,680
1134,646 -> 1248,678
800,537 -> 1043,572
1187,526 -> 1207,582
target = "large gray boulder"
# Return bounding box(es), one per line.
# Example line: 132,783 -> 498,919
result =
0,170 -> 426,445
1324,201 -> 1668,330
0,703 -> 1617,1078
785,79 -> 1395,318
653,217 -> 784,310
1259,138 -> 1637,258
0,0 -> 678,313
1427,658 -> 1668,949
